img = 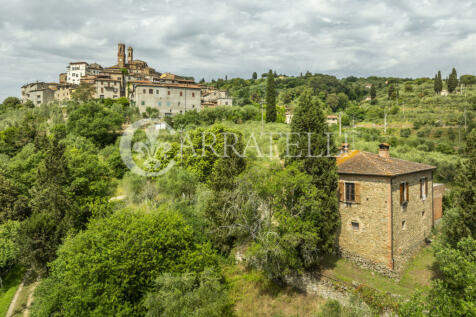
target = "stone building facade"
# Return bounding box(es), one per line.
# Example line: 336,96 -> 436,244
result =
54,84 -> 74,101
21,82 -> 55,105
337,143 -> 436,273
81,75 -> 121,99
128,81 -> 202,115
201,87 -> 233,107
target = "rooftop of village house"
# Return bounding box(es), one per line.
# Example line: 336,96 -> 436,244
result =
337,143 -> 436,176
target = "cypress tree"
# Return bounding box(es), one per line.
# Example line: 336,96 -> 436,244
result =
370,84 -> 377,100
388,84 -> 396,99
286,90 -> 339,254
448,68 -> 458,93
252,72 -> 257,80
437,71 -> 443,93
434,74 -> 439,93
265,69 -> 277,122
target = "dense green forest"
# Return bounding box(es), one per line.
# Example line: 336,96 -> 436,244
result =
0,71 -> 474,316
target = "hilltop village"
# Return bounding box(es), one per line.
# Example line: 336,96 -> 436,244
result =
20,44 -> 233,115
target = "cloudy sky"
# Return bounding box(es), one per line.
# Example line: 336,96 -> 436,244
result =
1,0 -> 475,100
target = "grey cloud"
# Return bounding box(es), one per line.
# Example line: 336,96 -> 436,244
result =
1,0 -> 476,99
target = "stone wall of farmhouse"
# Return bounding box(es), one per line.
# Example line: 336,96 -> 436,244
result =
391,171 -> 433,271
338,174 -> 391,269
433,183 -> 445,221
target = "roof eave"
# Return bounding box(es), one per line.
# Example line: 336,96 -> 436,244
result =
337,167 -> 436,177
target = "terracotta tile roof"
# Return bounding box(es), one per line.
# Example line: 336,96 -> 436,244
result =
337,150 -> 436,176
129,80 -> 201,89
70,61 -> 88,65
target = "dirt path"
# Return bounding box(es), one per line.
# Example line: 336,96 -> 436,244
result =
5,282 -> 23,317
23,282 -> 37,317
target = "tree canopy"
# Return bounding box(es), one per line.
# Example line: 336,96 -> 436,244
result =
32,210 -> 218,317
265,69 -> 277,122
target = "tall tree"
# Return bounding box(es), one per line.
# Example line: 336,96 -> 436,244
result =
252,72 -> 258,80
401,130 -> 476,316
265,69 -> 277,122
280,91 -> 340,265
437,71 -> 443,93
448,68 -> 458,93
440,130 -> 476,247
287,90 -> 339,198
388,84 -> 397,99
370,84 -> 377,100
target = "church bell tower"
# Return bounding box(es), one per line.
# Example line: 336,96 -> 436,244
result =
117,43 -> 125,68
127,46 -> 133,65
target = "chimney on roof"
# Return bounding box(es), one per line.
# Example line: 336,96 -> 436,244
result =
341,143 -> 349,155
379,143 -> 390,158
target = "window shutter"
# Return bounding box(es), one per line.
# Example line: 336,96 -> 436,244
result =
338,182 -> 344,202
406,182 -> 409,202
400,183 -> 404,203
355,183 -> 361,203
425,178 -> 428,198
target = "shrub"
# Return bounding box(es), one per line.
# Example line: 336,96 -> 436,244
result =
32,210 -> 217,317
389,105 -> 399,115
400,128 -> 411,138
0,220 -> 20,273
317,300 -> 342,317
145,268 -> 233,317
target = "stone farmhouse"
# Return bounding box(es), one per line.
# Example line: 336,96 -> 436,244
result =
20,43 -> 232,114
337,143 -> 440,275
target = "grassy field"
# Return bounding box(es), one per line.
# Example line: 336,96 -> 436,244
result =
321,245 -> 435,297
0,266 -> 24,317
225,265 -> 325,317
223,245 -> 435,316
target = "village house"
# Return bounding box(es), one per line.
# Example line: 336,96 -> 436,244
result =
21,82 -> 55,105
128,81 -> 202,116
285,111 -> 293,124
20,43 -> 223,115
285,112 -> 338,126
159,72 -> 195,85
201,87 -> 233,107
326,115 -> 338,125
337,143 -> 439,274
66,62 -> 90,85
81,74 -> 121,99
53,84 -> 74,101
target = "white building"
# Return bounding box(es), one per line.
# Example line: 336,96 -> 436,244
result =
327,115 -> 338,125
66,62 -> 104,85
66,62 -> 89,85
